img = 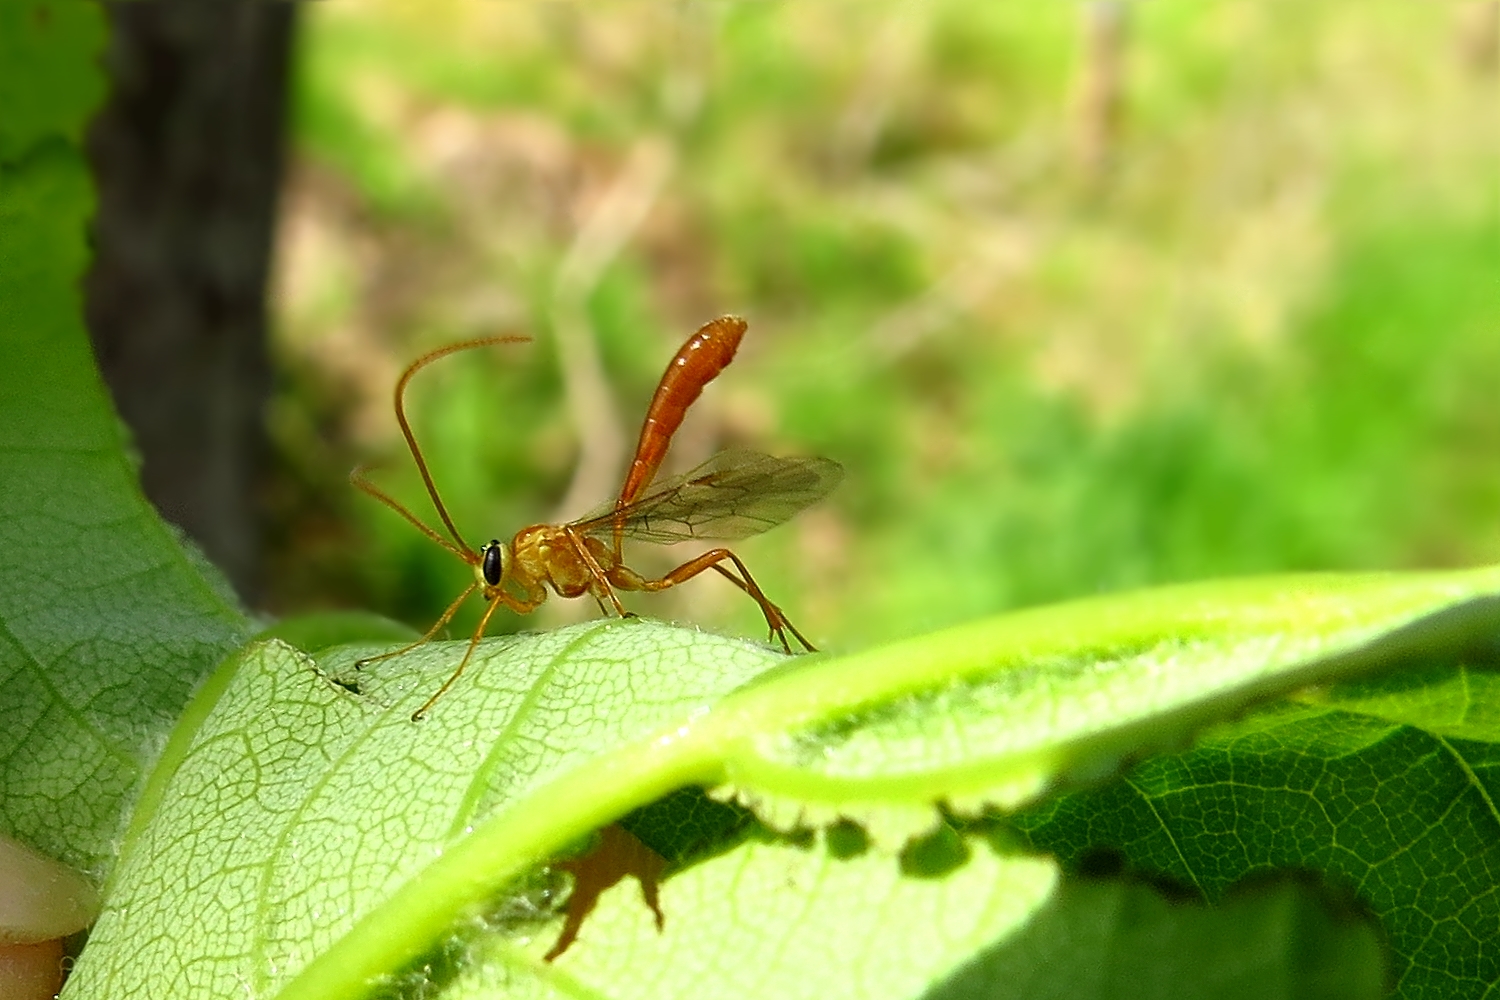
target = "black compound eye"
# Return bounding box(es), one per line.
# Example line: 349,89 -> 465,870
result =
481,540 -> 504,586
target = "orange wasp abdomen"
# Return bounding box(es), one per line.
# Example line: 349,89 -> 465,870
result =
616,315 -> 747,509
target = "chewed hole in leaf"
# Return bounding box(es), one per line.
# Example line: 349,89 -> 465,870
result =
824,818 -> 871,859
898,819 -> 971,878
617,786 -> 755,867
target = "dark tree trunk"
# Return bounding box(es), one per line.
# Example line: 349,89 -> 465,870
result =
85,1 -> 296,606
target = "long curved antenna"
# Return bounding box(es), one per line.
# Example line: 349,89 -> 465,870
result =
350,465 -> 470,561
387,335 -> 532,553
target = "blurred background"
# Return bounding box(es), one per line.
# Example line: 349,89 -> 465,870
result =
90,1 -> 1500,653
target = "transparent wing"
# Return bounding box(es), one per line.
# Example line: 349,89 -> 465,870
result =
571,450 -> 843,544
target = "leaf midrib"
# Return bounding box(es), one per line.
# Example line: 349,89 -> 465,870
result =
445,620 -> 617,840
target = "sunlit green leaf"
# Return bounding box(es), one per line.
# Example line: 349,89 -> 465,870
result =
68,622 -> 783,998
65,568 -> 1500,998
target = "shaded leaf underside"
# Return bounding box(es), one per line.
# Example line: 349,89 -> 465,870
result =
0,20 -> 251,877
1014,660 -> 1500,999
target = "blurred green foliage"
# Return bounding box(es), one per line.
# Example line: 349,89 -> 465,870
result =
267,0 -> 1500,650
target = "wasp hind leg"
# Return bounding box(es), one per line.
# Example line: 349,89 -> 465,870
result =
609,548 -> 815,654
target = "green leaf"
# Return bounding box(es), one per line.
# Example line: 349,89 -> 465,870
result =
0,0 -> 107,164
444,852 -> 1382,1000
67,623 -> 791,997
931,874 -> 1384,1000
449,830 -> 1059,1000
256,610 -> 421,657
63,567 -> 1500,997
0,132 -> 253,877
710,570 -> 1500,829
1013,658 -> 1500,999
444,863 -> 1380,995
